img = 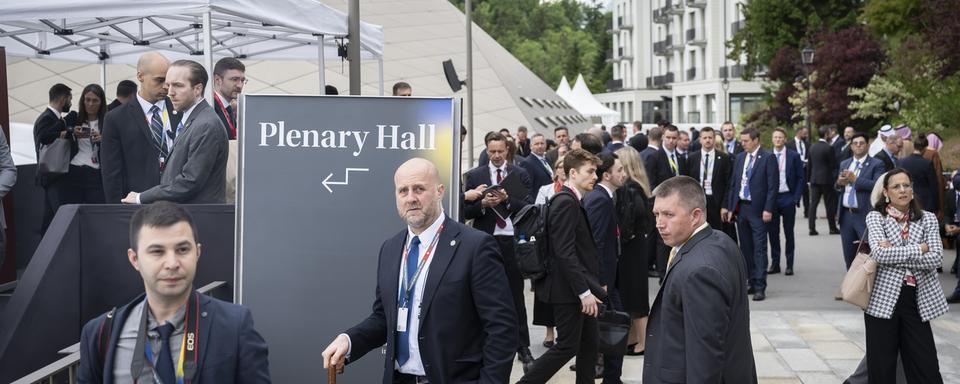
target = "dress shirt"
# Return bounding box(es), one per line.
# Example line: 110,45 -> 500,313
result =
136,94 -> 174,151
598,183 -> 615,199
667,222 -> 710,273
647,144 -> 660,151
488,163 -> 515,236
113,299 -> 186,384
738,148 -> 760,200
883,148 -> 898,167
774,148 -> 789,193
725,140 -> 736,153
394,212 -> 445,376
47,105 -> 62,117
829,136 -> 839,146
71,119 -> 100,168
664,148 -> 679,175
700,149 -> 715,195
842,155 -> 867,208
794,138 -> 807,162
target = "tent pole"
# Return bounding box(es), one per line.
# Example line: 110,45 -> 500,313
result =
348,0 -> 361,95
202,11 -> 214,105
378,58 -> 384,96
465,0 -> 474,167
317,34 -> 325,95
100,61 -> 107,89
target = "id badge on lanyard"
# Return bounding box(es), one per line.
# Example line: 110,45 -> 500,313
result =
397,225 -> 444,332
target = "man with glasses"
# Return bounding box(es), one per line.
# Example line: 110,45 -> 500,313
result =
836,132 -> 885,269
212,57 -> 246,140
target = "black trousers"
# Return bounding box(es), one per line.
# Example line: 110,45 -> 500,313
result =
601,288 -> 624,384
41,178 -> 69,234
65,165 -> 105,204
808,183 -> 838,232
495,235 -> 530,349
864,285 -> 943,384
518,303 -> 598,384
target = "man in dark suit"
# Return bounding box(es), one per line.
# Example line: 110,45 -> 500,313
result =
767,128 -> 805,275
900,135 -> 941,216
79,202 -> 270,383
101,52 -> 184,203
873,130 -> 902,171
516,126 -> 531,158
122,60 -> 228,205
33,83 -> 78,232
836,132 -> 886,269
662,125 -> 685,177
640,126 -> 674,276
627,121 -> 648,153
685,127 -> 732,232
606,123 -> 627,153
831,126 -> 847,162
807,125 -> 840,235
838,126 -> 855,161
583,152 -> 626,383
106,80 -> 137,112
519,133 -> 554,201
719,121 -> 743,155
944,174 -> 960,303
544,126 -> 570,167
786,127 -> 811,218
211,57 -> 246,140
324,158 -> 518,383
462,132 -> 535,366
644,176 -> 756,384
520,149 -> 606,383
725,128 -> 779,301
678,130 -> 694,159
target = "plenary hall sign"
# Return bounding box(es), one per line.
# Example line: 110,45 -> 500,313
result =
237,95 -> 460,383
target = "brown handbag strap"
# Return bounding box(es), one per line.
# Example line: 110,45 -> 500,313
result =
855,229 -> 870,254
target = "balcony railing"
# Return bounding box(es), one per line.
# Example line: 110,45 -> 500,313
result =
665,72 -> 675,83
687,67 -> 697,80
686,28 -> 696,42
607,79 -> 624,91
668,1 -> 684,14
686,0 -> 707,8
653,9 -> 670,24
654,36 -> 672,56
720,64 -> 744,78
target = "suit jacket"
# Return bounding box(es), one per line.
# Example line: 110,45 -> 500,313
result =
345,217 -> 518,384
628,133 -> 648,153
831,137 -> 846,160
516,138 -> 531,157
808,139 -> 838,185
873,149 -> 897,172
605,141 -> 625,153
33,108 -> 79,186
726,149 -> 779,215
684,150 -> 732,206
900,154 -> 940,214
773,148 -> 805,207
100,97 -> 183,203
0,129 -> 17,228
584,186 -> 619,286
106,99 -> 123,112
462,164 -> 533,234
518,154 -> 553,202
535,187 -> 606,304
212,93 -> 238,140
643,227 -> 757,384
785,138 -> 810,161
139,102 -> 228,204
640,146 -> 673,191
78,293 -> 271,384
720,140 -> 743,155
662,148 -> 686,177
836,156 -> 885,222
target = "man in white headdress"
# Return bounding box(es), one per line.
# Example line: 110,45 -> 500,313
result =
868,124 -> 893,157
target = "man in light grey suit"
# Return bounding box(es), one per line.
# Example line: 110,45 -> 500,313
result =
644,176 -> 756,384
0,127 -> 17,268
122,60 -> 228,204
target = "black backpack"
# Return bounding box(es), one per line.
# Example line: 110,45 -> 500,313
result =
512,190 -> 573,280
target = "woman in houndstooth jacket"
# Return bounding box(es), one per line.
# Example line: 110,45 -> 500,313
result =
864,168 -> 947,384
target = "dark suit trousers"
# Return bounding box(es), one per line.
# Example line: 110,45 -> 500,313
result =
737,202 -> 768,291
705,194 -> 723,230
518,303 -> 598,384
839,208 -> 867,269
601,288 -> 624,384
42,178 -> 69,234
495,235 -> 530,348
808,183 -> 838,231
864,286 -> 943,384
767,203 -> 796,269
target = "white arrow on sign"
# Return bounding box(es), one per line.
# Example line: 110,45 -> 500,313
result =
322,168 -> 370,193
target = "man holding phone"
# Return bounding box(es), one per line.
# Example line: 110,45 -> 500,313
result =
462,132 -> 535,368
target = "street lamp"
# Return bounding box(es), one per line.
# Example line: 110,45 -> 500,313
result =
801,46 -> 814,131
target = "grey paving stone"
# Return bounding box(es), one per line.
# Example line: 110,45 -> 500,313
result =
777,348 -> 831,372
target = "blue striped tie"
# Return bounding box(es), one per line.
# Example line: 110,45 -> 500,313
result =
149,105 -> 168,159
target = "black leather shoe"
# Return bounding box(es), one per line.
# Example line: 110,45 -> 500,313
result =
785,268 -> 794,276
809,230 -> 819,236
947,293 -> 960,304
768,266 -> 781,274
542,339 -> 555,348
518,347 -> 534,364
747,286 -> 755,295
829,229 -> 841,235
753,290 -> 766,301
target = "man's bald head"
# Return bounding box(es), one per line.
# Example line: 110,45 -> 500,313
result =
394,158 -> 445,233
136,52 -> 170,103
588,127 -> 604,140
395,158 -> 441,186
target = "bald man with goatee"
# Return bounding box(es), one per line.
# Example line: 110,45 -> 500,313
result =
101,51 -> 184,203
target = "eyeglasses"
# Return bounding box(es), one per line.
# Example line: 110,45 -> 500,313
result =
851,141 -> 866,146
888,183 -> 913,191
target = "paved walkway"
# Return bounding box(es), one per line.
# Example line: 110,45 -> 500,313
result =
508,213 -> 960,383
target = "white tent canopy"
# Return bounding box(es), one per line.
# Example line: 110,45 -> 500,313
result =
0,0 -> 385,93
556,75 -> 572,101
563,74 -> 618,126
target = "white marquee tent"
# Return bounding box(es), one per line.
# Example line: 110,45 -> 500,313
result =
556,75 -> 572,101
563,74 -> 618,126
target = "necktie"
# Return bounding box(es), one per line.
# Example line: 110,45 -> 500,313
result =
149,105 -> 169,160
669,153 -> 678,176
541,157 -> 553,176
397,236 -> 421,367
155,323 -> 176,384
495,169 -> 506,228
702,153 -> 709,185
846,161 -> 860,207
799,140 -> 805,158
667,247 -> 679,271
743,154 -> 755,200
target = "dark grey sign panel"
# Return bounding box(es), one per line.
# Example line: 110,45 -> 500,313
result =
237,95 -> 460,382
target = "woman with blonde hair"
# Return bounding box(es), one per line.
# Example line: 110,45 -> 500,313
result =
614,146 -> 654,354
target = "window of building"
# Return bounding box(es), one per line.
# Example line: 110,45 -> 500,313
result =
688,95 -> 700,123
729,94 -> 763,124
706,94 -> 717,123
676,96 -> 685,123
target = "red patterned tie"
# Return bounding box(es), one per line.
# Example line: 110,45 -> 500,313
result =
496,169 -> 506,228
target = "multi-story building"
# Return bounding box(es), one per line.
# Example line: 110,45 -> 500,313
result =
595,0 -> 767,127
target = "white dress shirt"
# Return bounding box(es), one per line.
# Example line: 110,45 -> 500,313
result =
488,163 -> 515,236
739,148 -> 760,200
136,94 -> 174,151
699,149 -> 715,195
395,211 -> 445,375
842,156 -> 867,208
773,148 -> 789,193
794,138 -> 807,162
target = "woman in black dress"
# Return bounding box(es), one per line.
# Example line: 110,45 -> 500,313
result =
614,146 -> 654,355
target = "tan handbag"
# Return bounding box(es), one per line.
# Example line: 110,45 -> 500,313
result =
841,233 -> 877,310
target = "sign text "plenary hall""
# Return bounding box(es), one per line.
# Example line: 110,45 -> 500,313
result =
258,121 -> 438,156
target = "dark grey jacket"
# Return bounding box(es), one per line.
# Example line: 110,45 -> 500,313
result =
140,101 -> 228,204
